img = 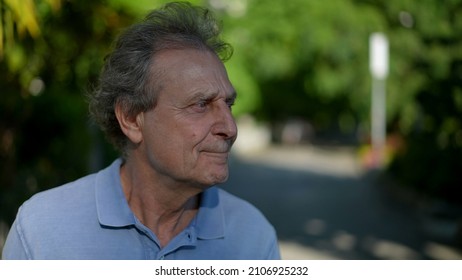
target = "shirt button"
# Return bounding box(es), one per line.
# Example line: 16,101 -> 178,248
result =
159,255 -> 164,260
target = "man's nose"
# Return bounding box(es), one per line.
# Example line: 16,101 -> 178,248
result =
212,101 -> 238,141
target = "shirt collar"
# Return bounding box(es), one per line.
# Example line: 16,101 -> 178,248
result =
95,159 -> 136,227
95,159 -> 225,240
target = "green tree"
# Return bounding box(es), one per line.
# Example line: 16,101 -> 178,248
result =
219,0 -> 386,133
382,0 -> 462,201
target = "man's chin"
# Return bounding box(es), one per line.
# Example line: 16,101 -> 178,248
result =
204,170 -> 229,186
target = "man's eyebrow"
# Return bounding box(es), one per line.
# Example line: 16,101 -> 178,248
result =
185,91 -> 218,104
186,90 -> 237,103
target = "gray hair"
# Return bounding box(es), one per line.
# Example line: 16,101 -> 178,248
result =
89,1 -> 232,155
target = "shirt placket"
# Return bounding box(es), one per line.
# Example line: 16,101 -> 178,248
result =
135,221 -> 198,259
157,228 -> 197,260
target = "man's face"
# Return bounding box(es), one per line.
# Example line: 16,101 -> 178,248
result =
138,48 -> 237,189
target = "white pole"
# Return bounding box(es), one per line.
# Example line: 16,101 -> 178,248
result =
371,78 -> 386,165
369,33 -> 389,168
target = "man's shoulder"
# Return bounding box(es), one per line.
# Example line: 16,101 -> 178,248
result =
19,172 -> 97,219
19,159 -> 121,217
215,188 -> 258,210
211,188 -> 280,259
215,188 -> 274,229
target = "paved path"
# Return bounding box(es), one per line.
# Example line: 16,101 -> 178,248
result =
222,145 -> 462,260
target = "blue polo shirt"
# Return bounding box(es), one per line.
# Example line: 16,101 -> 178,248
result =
2,159 -> 280,260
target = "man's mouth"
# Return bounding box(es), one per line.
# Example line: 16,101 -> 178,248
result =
201,142 -> 232,154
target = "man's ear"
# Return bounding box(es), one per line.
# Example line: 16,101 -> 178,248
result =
115,102 -> 144,145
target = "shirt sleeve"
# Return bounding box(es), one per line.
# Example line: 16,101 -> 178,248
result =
266,230 -> 281,260
2,208 -> 32,260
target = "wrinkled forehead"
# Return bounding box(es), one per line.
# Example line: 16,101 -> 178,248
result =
149,48 -> 234,101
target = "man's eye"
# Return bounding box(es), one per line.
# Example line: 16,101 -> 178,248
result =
190,100 -> 208,112
194,100 -> 209,110
197,101 -> 207,108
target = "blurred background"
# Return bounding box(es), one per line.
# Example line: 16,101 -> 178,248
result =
1,0 -> 461,259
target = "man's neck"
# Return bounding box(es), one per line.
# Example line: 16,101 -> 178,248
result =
119,157 -> 201,248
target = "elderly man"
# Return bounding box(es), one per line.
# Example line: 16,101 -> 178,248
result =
2,2 -> 280,259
